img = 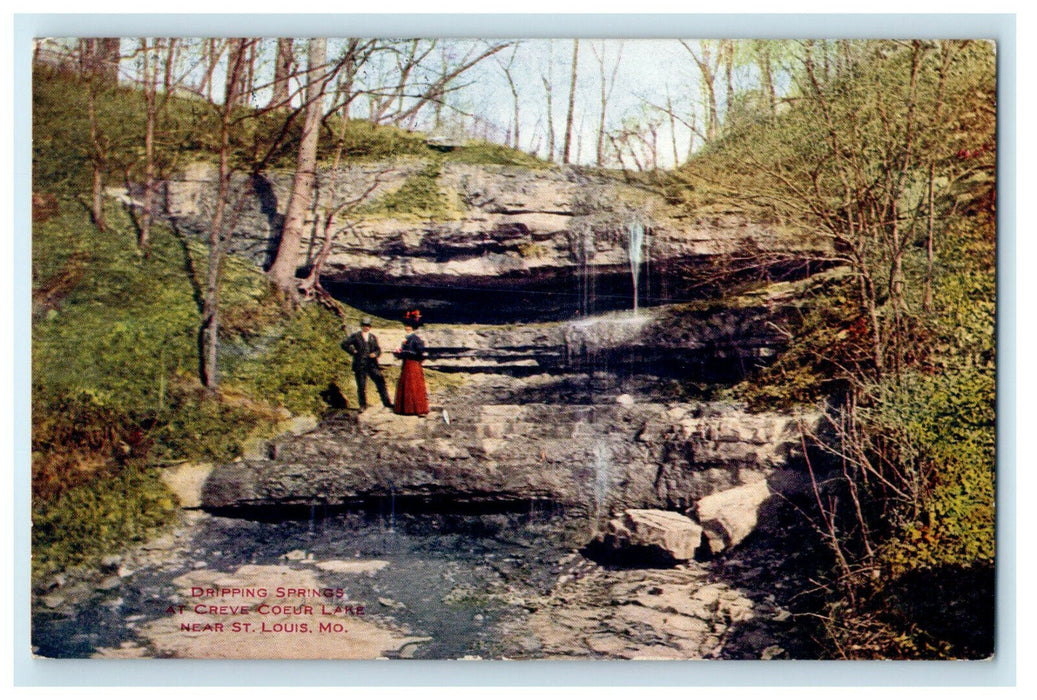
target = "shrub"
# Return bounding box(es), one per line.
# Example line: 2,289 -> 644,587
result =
233,305 -> 355,416
32,460 -> 179,577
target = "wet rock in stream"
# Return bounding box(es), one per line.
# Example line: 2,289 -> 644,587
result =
34,345 -> 830,660
33,498 -> 823,660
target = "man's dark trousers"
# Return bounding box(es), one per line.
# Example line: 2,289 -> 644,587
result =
354,365 -> 393,410
342,330 -> 393,409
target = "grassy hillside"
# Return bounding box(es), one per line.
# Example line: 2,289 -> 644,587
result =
32,66 -> 547,201
31,66 -> 550,577
672,40 -> 997,658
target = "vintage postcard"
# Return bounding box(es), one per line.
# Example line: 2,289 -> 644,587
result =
29,33 -> 998,663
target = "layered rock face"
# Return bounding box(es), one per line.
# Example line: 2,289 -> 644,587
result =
151,158 -> 836,559
345,272 -> 825,381
155,161 -> 831,316
200,399 -> 820,518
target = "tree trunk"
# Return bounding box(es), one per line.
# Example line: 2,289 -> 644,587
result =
138,39 -> 158,254
497,43 -> 523,149
269,38 -> 294,109
87,79 -> 106,231
163,38 -> 178,95
723,39 -> 734,128
666,92 -> 679,166
682,41 -> 719,141
542,75 -> 556,161
594,42 -> 622,167
267,38 -> 331,296
562,39 -> 579,164
686,110 -> 697,160
923,161 -> 935,312
596,44 -> 607,165
98,38 -> 121,86
78,38 -> 120,87
512,84 -> 521,149
244,40 -> 258,103
757,42 -> 776,114
201,39 -> 249,389
199,39 -> 221,102
225,39 -> 249,109
542,41 -> 556,161
705,76 -> 718,140
502,70 -> 520,147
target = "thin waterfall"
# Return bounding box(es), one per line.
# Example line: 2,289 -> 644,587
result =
626,219 -> 649,314
592,441 -> 611,520
578,224 -> 594,317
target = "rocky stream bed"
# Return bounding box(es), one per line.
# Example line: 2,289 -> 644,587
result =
35,165 -> 841,659
33,350 -> 833,660
32,500 -> 828,660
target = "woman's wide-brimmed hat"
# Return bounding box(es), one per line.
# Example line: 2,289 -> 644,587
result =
403,309 -> 422,327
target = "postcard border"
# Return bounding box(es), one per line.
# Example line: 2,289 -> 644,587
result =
11,10 -> 1018,688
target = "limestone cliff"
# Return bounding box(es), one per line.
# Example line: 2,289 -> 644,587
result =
154,160 -> 831,301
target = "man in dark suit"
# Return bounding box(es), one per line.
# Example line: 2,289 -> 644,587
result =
341,317 -> 394,411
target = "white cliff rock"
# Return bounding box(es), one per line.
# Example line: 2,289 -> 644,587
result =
695,480 -> 774,554
597,509 -> 704,562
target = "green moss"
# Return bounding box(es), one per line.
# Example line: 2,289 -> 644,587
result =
319,119 -> 430,163
232,305 -> 353,415
877,367 -> 996,573
362,161 -> 460,219
443,141 -> 549,168
516,241 -> 547,259
32,460 -> 179,578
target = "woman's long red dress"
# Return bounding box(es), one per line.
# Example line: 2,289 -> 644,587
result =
393,333 -> 429,415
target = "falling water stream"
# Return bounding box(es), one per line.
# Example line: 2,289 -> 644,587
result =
626,219 -> 648,314
592,442 -> 612,521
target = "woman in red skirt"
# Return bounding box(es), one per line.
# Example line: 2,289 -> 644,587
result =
392,310 -> 430,416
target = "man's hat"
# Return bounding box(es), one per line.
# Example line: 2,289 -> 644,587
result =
360,317 -> 373,326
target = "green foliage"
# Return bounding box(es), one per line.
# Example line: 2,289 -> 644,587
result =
32,460 -> 179,577
33,67 -> 219,198
732,273 -> 870,410
876,368 -> 996,572
31,386 -> 138,500
443,141 -> 550,168
363,161 -> 458,219
233,305 -> 354,415
33,207 -> 198,412
31,205 -> 273,417
321,119 -> 429,162
147,387 -> 272,463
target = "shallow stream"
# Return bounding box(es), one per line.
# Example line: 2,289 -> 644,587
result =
32,501 -> 825,660
32,509 -> 586,659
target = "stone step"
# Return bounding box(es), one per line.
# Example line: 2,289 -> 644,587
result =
207,400 -> 824,517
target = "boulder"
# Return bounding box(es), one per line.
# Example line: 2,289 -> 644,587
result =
596,509 -> 704,562
694,480 -> 773,554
